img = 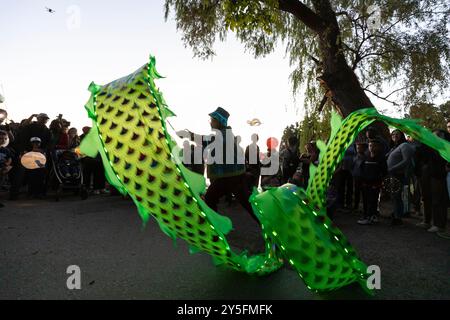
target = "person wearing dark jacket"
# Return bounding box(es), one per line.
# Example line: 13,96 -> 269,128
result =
352,141 -> 367,211
357,139 -> 387,225
9,113 -> 51,200
26,137 -> 47,199
79,127 -> 108,195
335,144 -> 355,211
15,113 -> 51,153
418,130 -> 450,238
245,134 -> 261,190
280,136 -> 299,184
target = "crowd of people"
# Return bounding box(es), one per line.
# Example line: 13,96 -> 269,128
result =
1,107 -> 449,240
181,108 -> 450,240
0,109 -> 109,206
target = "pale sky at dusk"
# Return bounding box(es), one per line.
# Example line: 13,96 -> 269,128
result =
1,0 -> 397,147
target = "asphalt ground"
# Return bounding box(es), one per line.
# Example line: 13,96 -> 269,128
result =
0,192 -> 449,300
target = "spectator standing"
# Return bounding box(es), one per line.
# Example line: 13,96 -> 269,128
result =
245,134 -> 261,190
280,136 -> 300,184
79,127 -> 108,195
68,128 -> 80,149
386,129 -> 415,225
25,137 -> 47,199
357,139 -> 387,225
9,113 -> 51,200
352,141 -> 368,211
297,141 -> 319,189
260,137 -> 281,191
15,113 -> 51,152
335,144 -> 355,211
426,130 -> 450,239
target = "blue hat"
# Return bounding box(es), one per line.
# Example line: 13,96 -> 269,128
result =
209,107 -> 229,127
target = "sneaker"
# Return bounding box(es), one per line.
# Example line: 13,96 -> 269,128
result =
357,218 -> 372,225
370,215 -> 379,223
93,190 -> 101,195
437,231 -> 450,239
416,222 -> 430,229
427,226 -> 439,233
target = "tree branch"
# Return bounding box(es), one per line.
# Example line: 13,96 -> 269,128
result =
278,0 -> 325,33
308,54 -> 321,65
364,88 -> 402,106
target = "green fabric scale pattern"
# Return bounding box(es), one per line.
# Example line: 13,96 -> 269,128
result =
81,56 -> 450,294
251,186 -> 368,292
81,58 -> 283,276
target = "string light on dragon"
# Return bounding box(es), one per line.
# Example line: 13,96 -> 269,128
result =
80,55 -> 450,294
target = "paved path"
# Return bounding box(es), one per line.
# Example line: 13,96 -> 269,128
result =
0,194 -> 449,299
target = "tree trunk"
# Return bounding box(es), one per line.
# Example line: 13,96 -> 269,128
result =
312,0 -> 374,117
278,0 -> 389,137
312,1 -> 389,138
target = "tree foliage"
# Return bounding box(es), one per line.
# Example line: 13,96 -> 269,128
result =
282,104 -> 332,153
409,100 -> 450,130
165,0 -> 450,113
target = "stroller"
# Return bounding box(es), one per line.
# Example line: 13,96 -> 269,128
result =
49,149 -> 88,201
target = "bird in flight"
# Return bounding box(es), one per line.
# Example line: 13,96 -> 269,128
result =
45,7 -> 56,14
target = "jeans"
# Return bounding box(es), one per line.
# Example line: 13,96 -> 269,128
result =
335,169 -> 353,208
391,175 -> 406,219
362,185 -> 380,219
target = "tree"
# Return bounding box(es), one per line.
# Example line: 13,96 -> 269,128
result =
298,105 -> 331,152
282,104 -> 332,153
164,0 -> 449,118
281,121 -> 300,145
409,100 -> 450,130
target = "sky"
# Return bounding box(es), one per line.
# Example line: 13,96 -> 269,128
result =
1,0 -> 396,147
